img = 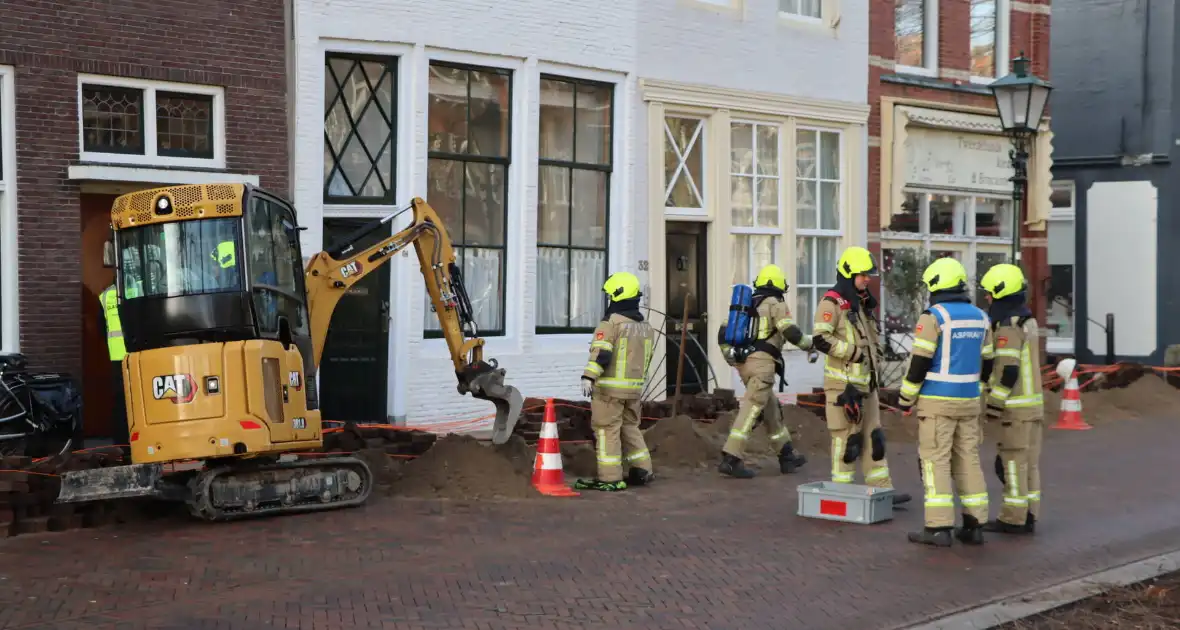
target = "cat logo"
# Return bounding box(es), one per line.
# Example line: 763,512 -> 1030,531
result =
151,374 -> 197,404
340,261 -> 362,278
288,371 -> 302,391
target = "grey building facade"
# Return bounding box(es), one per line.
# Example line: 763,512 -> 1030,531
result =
1050,0 -> 1177,364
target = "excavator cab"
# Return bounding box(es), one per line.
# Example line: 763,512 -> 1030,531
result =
57,183 -> 523,519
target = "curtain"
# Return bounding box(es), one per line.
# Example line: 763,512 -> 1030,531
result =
536,247 -> 569,327
424,246 -> 503,333
570,249 -> 605,328
536,247 -> 604,329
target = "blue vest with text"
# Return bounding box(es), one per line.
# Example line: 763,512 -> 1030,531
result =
920,301 -> 990,401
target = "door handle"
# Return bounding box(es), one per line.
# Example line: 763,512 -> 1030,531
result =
380,300 -> 390,332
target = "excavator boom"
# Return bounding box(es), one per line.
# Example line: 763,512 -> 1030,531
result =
304,198 -> 523,444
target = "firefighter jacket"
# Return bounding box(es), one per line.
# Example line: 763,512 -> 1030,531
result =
749,294 -> 812,361
985,316 -> 1044,421
583,313 -> 655,400
900,300 -> 995,417
813,290 -> 881,394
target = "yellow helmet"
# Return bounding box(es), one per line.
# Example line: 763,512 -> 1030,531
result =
980,263 -> 1025,299
754,264 -> 788,291
837,246 -> 878,279
922,257 -> 968,293
603,271 -> 641,302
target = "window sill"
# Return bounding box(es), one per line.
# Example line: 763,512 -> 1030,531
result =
67,163 -> 260,186
1046,337 -> 1074,355
893,65 -> 938,79
777,12 -> 836,35
969,75 -> 997,86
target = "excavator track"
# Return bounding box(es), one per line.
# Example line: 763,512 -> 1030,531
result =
186,456 -> 373,522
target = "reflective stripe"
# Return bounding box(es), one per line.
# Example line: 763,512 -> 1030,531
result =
595,429 -> 621,465
981,344 -> 994,357
911,338 -> 937,353
900,380 -> 920,397
625,449 -> 651,463
100,287 -> 127,362
1028,491 -> 1041,501
768,428 -> 789,441
584,363 -> 604,376
1008,394 -> 1043,407
995,348 -> 1021,358
756,317 -> 771,340
596,378 -> 643,389
814,322 -> 835,334
831,437 -> 850,482
960,493 -> 989,507
1005,459 -> 1021,502
729,405 -> 761,440
926,372 -> 981,384
1004,496 -> 1029,506
590,340 -> 613,351
925,495 -> 955,508
775,318 -> 795,332
866,466 -> 889,482
921,303 -> 988,400
643,338 -> 654,376
990,385 -> 1011,401
832,472 -> 854,483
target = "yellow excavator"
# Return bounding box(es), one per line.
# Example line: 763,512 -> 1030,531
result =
56,183 -> 524,520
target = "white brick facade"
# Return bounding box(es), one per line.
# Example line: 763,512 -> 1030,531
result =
291,0 -> 869,426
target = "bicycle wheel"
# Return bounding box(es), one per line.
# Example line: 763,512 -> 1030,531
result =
0,391 -> 28,457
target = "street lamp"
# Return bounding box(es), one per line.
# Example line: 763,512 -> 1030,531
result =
989,52 -> 1052,264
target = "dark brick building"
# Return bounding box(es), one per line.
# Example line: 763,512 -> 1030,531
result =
0,0 -> 291,437
867,0 -> 1057,372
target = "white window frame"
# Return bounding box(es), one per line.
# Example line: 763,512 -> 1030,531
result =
76,74 -> 227,170
0,66 -> 18,353
880,190 -> 1016,329
1047,180 -> 1076,354
895,0 -> 940,78
663,115 -> 709,218
778,0 -> 824,24
969,0 -> 1011,85
729,120 -> 785,285
795,125 -> 845,334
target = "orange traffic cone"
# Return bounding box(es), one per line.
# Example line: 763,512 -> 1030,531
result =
532,398 -> 579,497
1052,367 -> 1092,430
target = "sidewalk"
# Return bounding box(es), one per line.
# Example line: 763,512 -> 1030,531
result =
1,414 -> 1178,630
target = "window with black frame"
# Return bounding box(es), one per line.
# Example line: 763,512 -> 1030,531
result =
424,61 -> 511,337
246,197 -> 310,336
536,75 -> 612,334
323,53 -> 397,204
119,218 -> 241,299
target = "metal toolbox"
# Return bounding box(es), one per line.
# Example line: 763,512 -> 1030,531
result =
797,481 -> 895,524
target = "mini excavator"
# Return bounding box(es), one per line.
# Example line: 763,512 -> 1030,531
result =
56,183 -> 524,520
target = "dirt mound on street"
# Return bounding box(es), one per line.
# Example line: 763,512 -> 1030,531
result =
1085,373 -> 1180,420
392,434 -> 536,500
646,415 -> 718,468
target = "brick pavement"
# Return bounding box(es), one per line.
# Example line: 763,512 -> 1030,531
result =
1,415 -> 1179,630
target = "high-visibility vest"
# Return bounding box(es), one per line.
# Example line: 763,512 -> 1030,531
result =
212,241 -> 235,268
920,301 -> 990,401
100,285 -> 126,362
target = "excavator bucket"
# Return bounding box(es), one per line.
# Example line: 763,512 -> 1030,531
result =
467,369 -> 524,445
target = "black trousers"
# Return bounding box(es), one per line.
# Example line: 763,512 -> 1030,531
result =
111,363 -> 130,455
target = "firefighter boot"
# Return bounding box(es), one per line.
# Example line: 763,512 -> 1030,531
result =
627,467 -> 655,486
573,478 -> 628,492
778,443 -> 807,474
955,514 -> 986,545
907,527 -> 953,547
719,453 -> 756,479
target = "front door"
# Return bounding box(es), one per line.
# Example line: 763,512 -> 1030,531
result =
665,221 -> 708,395
319,218 -> 392,423
80,193 -> 121,438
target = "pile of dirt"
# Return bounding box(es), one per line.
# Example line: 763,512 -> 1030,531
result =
1083,373 -> 1180,420
391,434 -> 535,500
645,415 -> 718,469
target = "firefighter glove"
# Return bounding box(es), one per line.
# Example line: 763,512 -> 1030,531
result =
581,378 -> 595,398
897,395 -> 915,416
807,350 -> 819,364
835,384 -> 863,425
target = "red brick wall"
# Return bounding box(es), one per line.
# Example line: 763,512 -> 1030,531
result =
868,0 -> 1053,327
0,0 -> 290,376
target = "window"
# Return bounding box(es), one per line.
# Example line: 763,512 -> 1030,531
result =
1047,181 -> 1076,351
119,218 -> 242,299
324,53 -> 397,204
779,0 -> 821,20
970,0 -> 1000,79
246,196 -> 310,336
730,122 -> 781,285
896,0 -> 938,74
425,62 -> 511,336
664,116 -> 706,213
78,75 -> 223,167
536,76 -> 613,333
881,192 -> 1015,334
794,128 -> 842,333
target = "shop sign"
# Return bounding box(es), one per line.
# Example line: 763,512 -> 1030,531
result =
904,128 -> 1015,194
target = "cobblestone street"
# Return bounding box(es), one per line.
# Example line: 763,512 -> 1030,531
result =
2,415 -> 1178,630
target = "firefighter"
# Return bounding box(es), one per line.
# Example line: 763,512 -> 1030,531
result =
575,271 -> 656,492
979,263 -> 1043,535
717,264 -> 813,479
812,247 -> 911,505
899,257 -> 995,547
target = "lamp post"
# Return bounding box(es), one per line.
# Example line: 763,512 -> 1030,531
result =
989,53 -> 1052,264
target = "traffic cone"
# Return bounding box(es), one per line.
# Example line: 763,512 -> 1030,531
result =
531,398 -> 579,497
1052,366 -> 1092,430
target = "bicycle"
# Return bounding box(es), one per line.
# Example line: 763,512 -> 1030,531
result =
0,353 -> 81,458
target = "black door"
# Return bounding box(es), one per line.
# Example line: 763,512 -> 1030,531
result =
319,218 -> 392,423
665,222 -> 709,396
